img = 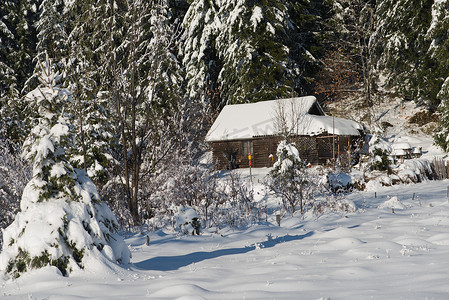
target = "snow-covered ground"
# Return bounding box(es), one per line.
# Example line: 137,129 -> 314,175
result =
2,172 -> 449,299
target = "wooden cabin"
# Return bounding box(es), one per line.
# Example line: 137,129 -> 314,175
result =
206,96 -> 365,170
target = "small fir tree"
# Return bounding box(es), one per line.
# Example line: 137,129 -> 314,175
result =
266,141 -> 309,214
0,57 -> 130,278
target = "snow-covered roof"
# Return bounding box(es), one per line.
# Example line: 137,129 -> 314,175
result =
392,142 -> 412,150
391,149 -> 407,156
206,96 -> 363,142
412,147 -> 422,154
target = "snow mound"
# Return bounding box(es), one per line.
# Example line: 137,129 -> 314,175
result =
427,233 -> 449,245
378,196 -> 406,210
151,284 -> 210,298
317,237 -> 366,251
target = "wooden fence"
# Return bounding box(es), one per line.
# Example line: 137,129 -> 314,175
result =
432,157 -> 448,180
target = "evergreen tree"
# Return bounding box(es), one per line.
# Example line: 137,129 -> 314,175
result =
182,0 -> 222,111
217,0 -> 297,104
13,0 -> 39,94
427,0 -> 449,103
182,0 -> 328,108
0,57 -> 129,278
288,0 -> 331,95
373,0 -> 433,104
84,0 -> 185,225
0,0 -> 20,141
266,140 -> 309,214
0,0 -> 18,100
0,0 -> 39,143
35,0 -> 67,63
64,0 -> 116,188
434,97 -> 449,152
431,0 -> 449,151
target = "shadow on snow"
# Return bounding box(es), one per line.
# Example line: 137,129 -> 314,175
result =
134,231 -> 314,271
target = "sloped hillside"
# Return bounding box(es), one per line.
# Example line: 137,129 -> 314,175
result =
327,96 -> 442,158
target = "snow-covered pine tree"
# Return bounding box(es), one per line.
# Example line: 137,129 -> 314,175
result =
434,97 -> 449,152
373,0 -> 433,104
183,0 -> 327,107
288,0 -> 331,95
216,0 -> 297,104
427,0 -> 449,102
0,0 -> 18,101
36,0 -> 67,63
0,57 -> 130,278
0,0 -> 21,142
266,141 -> 309,214
69,94 -> 115,188
182,0 -> 223,112
135,0 -> 188,225
64,0 -> 116,188
0,0 -> 38,143
430,0 -> 449,151
11,0 -> 39,93
90,0 -> 185,226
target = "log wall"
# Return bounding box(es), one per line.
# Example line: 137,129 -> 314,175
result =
211,134 -> 362,170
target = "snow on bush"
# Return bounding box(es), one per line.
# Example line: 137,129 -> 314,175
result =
0,139 -> 31,247
356,134 -> 438,190
216,170 -> 255,228
369,134 -> 392,154
364,158 -> 435,191
174,205 -> 201,235
143,157 -> 255,232
312,194 -> 357,217
398,159 -> 435,183
327,172 -> 353,193
0,57 -> 130,278
144,162 -> 219,230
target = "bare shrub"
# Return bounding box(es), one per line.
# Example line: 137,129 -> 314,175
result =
0,139 -> 31,247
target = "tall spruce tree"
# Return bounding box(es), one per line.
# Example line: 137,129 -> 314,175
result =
0,0 -> 20,142
0,57 -> 130,278
217,0 -> 297,104
182,0 -> 327,109
430,0 -> 449,151
64,0 -> 116,188
35,0 -> 68,65
373,0 -> 433,104
427,0 -> 449,103
0,0 -> 19,100
13,0 -> 39,94
90,0 -> 184,225
182,0 -> 222,111
0,0 -> 38,142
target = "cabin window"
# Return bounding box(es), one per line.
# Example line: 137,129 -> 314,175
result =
242,140 -> 253,157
